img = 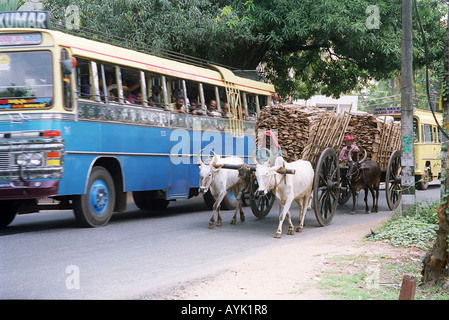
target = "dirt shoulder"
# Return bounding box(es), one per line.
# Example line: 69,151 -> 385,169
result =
152,216 -> 422,300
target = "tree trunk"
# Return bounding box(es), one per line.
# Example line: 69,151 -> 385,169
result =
421,4 -> 449,287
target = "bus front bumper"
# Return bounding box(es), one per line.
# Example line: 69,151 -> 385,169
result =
0,180 -> 59,199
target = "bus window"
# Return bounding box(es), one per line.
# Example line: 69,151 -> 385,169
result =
424,124 -> 433,142
433,126 -> 437,143
169,77 -> 184,103
246,93 -> 258,119
413,118 -> 419,142
120,66 -> 141,105
203,83 -> 220,116
0,51 -> 53,106
61,49 -> 72,110
101,63 -> 119,103
147,73 -> 164,108
76,58 -> 94,100
259,95 -> 268,109
185,80 -> 201,113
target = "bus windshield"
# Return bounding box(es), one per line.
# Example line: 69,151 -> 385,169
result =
0,51 -> 53,110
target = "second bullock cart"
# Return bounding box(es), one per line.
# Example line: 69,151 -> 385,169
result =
249,104 -> 402,227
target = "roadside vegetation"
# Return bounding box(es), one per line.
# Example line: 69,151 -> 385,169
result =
317,201 -> 448,300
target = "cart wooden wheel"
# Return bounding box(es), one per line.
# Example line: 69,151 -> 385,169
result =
313,148 -> 340,226
250,178 -> 275,219
385,150 -> 402,210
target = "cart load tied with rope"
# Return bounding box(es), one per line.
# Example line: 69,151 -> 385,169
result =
248,104 -> 402,227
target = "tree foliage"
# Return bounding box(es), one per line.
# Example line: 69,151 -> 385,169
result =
43,0 -> 446,100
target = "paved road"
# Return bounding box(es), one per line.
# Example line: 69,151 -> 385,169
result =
0,183 -> 441,299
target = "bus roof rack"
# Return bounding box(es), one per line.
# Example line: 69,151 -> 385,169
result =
49,19 -> 268,82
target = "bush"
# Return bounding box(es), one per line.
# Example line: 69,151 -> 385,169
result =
368,200 -> 439,250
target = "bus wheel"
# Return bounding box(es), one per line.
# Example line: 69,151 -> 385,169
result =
74,167 -> 115,227
132,191 -> 169,210
203,190 -> 237,210
0,201 -> 18,228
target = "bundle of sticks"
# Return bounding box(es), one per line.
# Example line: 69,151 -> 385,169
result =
256,104 -> 401,170
255,104 -> 350,166
347,114 -> 401,170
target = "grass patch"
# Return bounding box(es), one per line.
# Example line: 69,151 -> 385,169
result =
317,253 -> 447,300
367,200 -> 439,250
315,201 -> 448,300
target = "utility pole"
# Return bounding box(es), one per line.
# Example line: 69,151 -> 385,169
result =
401,0 -> 415,210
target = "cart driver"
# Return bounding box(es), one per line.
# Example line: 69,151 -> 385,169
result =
339,135 -> 360,165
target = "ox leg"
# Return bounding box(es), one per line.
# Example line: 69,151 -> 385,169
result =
286,212 -> 295,236
350,190 -> 357,214
364,187 -> 370,214
275,199 -> 293,238
296,195 -> 310,233
210,191 -> 226,228
373,185 -> 379,212
231,187 -> 245,225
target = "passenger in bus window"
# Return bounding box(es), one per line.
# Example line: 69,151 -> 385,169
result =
206,99 -> 220,117
148,95 -> 156,107
235,107 -> 246,120
80,75 -> 91,99
123,78 -> 140,103
221,102 -> 230,118
169,95 -> 187,114
189,99 -> 203,115
135,91 -> 143,105
109,88 -> 119,104
106,73 -> 117,91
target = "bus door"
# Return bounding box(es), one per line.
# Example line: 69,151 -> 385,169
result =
167,126 -> 190,199
166,77 -> 190,199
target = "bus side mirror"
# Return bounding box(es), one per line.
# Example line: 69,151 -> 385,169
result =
61,59 -> 73,75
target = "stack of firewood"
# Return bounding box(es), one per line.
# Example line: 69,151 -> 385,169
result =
256,104 -> 401,170
343,114 -> 401,170
255,104 -> 350,166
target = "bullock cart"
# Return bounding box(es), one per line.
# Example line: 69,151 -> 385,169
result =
252,105 -> 402,226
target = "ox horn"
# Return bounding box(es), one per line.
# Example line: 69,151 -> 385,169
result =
349,148 -> 367,163
252,147 -> 272,165
359,149 -> 367,163
197,149 -> 205,165
210,150 -> 220,168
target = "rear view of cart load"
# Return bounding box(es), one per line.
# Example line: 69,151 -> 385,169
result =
252,104 -> 402,226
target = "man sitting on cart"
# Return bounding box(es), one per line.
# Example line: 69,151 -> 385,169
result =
339,135 -> 360,165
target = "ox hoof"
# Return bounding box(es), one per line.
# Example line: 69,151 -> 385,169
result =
208,223 -> 214,229
295,227 -> 303,233
350,211 -> 355,215
216,222 -> 222,227
287,229 -> 295,236
365,211 -> 370,214
274,233 -> 282,239
230,219 -> 236,225
240,217 -> 245,223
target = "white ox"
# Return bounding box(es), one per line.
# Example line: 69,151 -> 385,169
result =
197,150 -> 247,229
252,149 -> 314,238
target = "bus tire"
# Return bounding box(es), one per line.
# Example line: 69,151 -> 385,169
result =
221,190 -> 238,210
0,200 -> 18,228
203,190 -> 237,210
132,191 -> 169,210
74,167 -> 115,227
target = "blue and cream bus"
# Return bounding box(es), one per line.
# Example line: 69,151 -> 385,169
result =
0,12 -> 276,227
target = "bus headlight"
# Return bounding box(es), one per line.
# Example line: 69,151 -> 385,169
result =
16,153 -> 44,166
29,153 -> 43,166
16,154 -> 28,166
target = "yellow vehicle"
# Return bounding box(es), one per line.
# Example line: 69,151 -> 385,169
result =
412,109 -> 442,189
374,108 -> 442,190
